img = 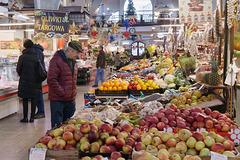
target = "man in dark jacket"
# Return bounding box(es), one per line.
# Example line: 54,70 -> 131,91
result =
47,41 -> 82,128
92,45 -> 106,87
33,44 -> 45,119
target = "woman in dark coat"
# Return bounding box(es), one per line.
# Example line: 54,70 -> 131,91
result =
17,39 -> 41,123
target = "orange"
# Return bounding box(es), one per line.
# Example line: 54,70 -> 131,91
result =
105,82 -> 110,88
110,83 -> 115,87
118,86 -> 122,91
102,82 -> 107,87
103,87 -> 108,91
114,82 -> 120,87
108,86 -> 112,91
112,86 -> 117,91
99,86 -> 104,91
123,85 -> 128,90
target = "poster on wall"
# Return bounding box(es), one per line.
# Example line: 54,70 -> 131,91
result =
179,0 -> 213,23
34,10 -> 70,39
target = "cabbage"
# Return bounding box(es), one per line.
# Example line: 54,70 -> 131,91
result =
160,82 -> 168,88
164,75 -> 175,84
168,83 -> 176,88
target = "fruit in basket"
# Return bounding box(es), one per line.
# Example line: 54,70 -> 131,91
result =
100,124 -> 112,133
53,128 -> 64,137
141,134 -> 152,145
199,148 -> 210,156
80,141 -> 91,152
111,151 -> 122,160
56,139 -> 66,148
223,151 -> 236,157
105,136 -> 117,145
170,153 -> 181,160
80,137 -> 89,144
157,149 -> 170,160
88,130 -> 99,142
187,148 -> 198,155
47,139 -> 57,149
36,143 -> 48,149
81,156 -> 91,160
90,142 -> 100,153
122,144 -> 132,153
183,155 -> 195,160
80,124 -> 90,134
62,132 -> 73,141
178,129 -> 192,141
204,136 -> 215,147
176,141 -> 188,153
211,143 -> 225,154
186,137 -> 197,149
39,135 -> 52,145
100,132 -> 109,141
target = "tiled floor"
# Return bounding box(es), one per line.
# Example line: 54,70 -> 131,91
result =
0,82 -> 95,160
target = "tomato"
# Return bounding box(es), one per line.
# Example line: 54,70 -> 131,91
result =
133,85 -> 137,90
128,85 -> 133,90
133,81 -> 138,85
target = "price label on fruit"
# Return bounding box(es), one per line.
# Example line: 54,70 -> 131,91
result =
29,148 -> 47,160
210,151 -> 227,160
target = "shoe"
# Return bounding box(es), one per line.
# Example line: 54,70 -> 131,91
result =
29,118 -> 34,123
92,84 -> 98,87
34,114 -> 45,119
20,118 -> 28,123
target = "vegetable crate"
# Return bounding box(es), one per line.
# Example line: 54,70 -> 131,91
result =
84,93 -> 95,104
95,89 -> 128,96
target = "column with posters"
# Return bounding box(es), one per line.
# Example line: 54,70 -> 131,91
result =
179,0 -> 213,23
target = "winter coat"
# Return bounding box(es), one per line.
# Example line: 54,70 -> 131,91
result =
47,50 -> 77,102
17,48 -> 41,98
114,53 -> 121,67
34,44 -> 45,68
96,50 -> 106,69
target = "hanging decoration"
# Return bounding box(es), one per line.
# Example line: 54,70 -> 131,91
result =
123,30 -> 131,38
79,25 -> 83,29
136,35 -> 141,41
90,19 -> 95,25
109,35 -> 114,41
81,0 -> 94,13
126,0 -> 136,17
131,35 -> 136,41
109,22 -> 120,35
227,0 -> 238,28
69,21 -> 79,35
129,17 -> 136,25
123,20 -> 132,29
91,31 -> 98,38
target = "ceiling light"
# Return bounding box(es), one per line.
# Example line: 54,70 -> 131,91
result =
169,8 -> 179,11
107,8 -> 109,10
24,29 -> 34,32
0,22 -> 34,26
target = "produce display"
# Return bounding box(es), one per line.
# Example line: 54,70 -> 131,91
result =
169,91 -> 216,109
99,79 -> 128,91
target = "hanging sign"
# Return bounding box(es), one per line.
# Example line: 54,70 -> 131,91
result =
179,0 -> 212,23
34,10 -> 70,39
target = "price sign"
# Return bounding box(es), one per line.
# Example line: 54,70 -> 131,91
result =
210,151 -> 227,160
29,148 -> 47,160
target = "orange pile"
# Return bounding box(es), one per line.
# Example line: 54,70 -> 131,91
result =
99,78 -> 128,91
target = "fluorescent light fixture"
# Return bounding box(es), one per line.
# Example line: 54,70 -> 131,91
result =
18,14 -> 29,19
169,8 -> 179,11
0,22 -> 34,26
78,37 -> 88,40
0,30 -> 16,32
103,12 -> 105,15
107,8 -> 109,10
152,27 -> 155,30
24,29 -> 34,32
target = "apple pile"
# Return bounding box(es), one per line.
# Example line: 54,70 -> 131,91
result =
81,151 -> 126,160
135,128 -> 236,158
36,121 -> 140,154
136,150 -> 202,160
139,104 -> 238,132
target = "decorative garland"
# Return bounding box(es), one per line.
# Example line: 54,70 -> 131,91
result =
227,0 -> 238,28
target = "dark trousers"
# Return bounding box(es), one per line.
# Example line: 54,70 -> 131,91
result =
50,100 -> 76,128
36,84 -> 45,115
22,98 -> 38,119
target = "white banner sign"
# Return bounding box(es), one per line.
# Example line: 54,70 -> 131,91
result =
179,0 -> 213,23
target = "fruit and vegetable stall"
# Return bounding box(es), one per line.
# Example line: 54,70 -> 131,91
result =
31,56 -> 239,160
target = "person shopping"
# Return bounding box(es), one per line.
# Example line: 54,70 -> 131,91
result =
92,45 -> 106,87
47,41 -> 82,128
17,39 -> 41,123
114,51 -> 121,70
33,43 -> 45,119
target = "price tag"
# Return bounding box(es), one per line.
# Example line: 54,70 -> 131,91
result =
29,148 -> 47,160
210,151 -> 227,160
105,118 -> 114,125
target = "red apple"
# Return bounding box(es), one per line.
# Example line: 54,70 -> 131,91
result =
115,138 -> 125,149
131,128 -> 141,135
88,130 -> 99,142
198,122 -> 205,128
192,132 -> 204,141
161,117 -> 169,125
165,108 -> 174,115
168,115 -> 176,121
195,114 -> 204,122
223,140 -> 232,151
100,132 -> 109,141
64,144 -> 75,150
64,124 -> 75,133
74,130 -> 83,141
56,139 -> 66,148
214,124 -> 222,132
179,113 -> 186,119
177,121 -> 186,128
166,138 -> 177,148
80,137 -> 89,144
150,116 -> 159,124
204,108 -> 212,115
47,139 -> 56,149
80,124 -> 90,134
122,124 -> 133,133
186,116 -> 194,123
211,111 -> 220,119
111,151 -> 122,160
105,136 -> 117,145
39,136 -> 52,145
169,104 -> 178,111
108,145 -> 117,152
125,138 -> 135,147
211,143 -> 225,154
100,124 -> 112,134
205,120 -> 213,129
222,124 -> 230,132
67,139 -> 77,147
99,145 -> 111,153
111,128 -> 120,136
157,122 -> 166,130
156,112 -> 165,119
169,121 -> 177,127
135,142 -> 146,151
122,145 -> 133,153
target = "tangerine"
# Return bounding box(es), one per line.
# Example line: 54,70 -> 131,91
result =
99,86 -> 104,91
112,86 -> 117,91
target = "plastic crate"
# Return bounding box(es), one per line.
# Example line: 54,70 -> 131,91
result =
95,89 -> 128,96
129,89 -> 161,97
